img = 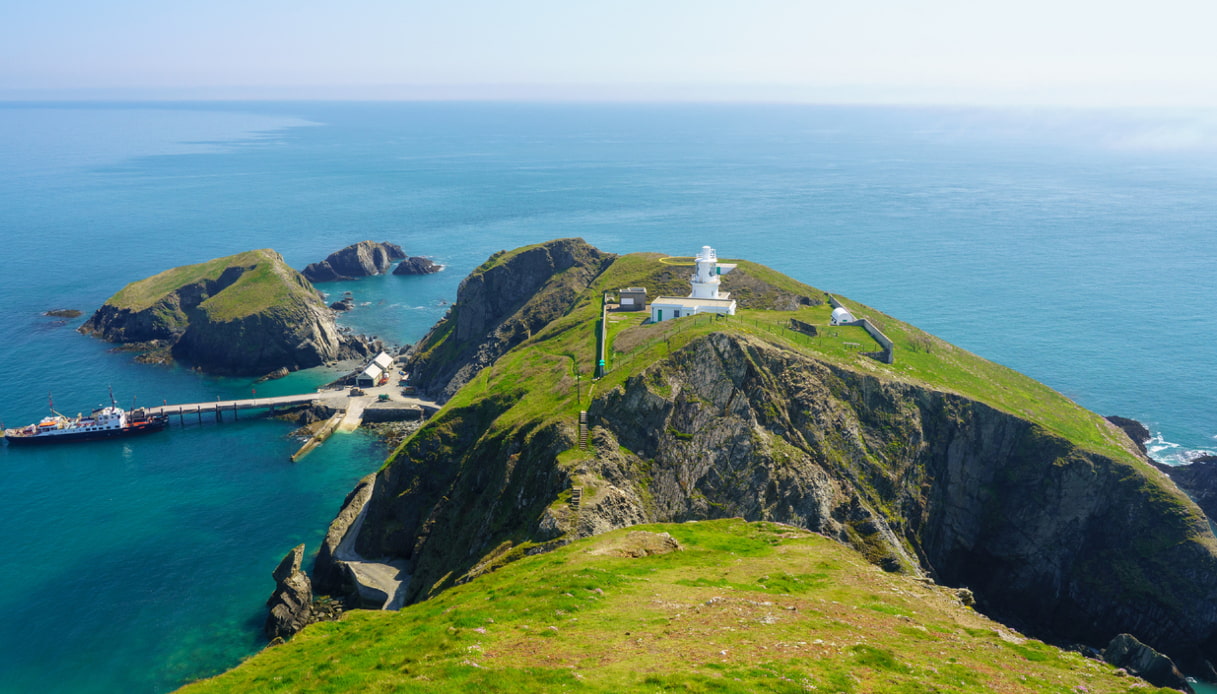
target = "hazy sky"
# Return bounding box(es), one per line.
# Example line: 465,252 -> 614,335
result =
3,0 -> 1215,105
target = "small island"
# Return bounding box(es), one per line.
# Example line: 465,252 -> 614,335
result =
81,249 -> 372,376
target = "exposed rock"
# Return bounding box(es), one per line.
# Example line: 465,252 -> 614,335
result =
588,531 -> 682,558
80,249 -> 372,376
393,256 -> 442,275
302,241 -> 406,282
274,402 -> 340,428
1158,457 -> 1217,523
329,297 -> 355,311
43,308 -> 82,318
265,544 -> 314,642
404,238 -> 617,400
255,366 -> 290,383
1106,415 -> 1151,456
313,473 -> 377,594
1104,633 -> 1193,692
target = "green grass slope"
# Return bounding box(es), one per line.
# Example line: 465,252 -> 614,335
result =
440,252 -> 1142,466
104,248 -> 315,322
181,520 -> 1170,693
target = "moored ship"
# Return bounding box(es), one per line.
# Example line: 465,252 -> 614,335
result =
3,392 -> 168,445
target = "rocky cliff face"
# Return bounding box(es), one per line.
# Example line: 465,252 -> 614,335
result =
82,249 -> 369,375
341,328 -> 1217,674
1158,456 -> 1217,524
302,241 -> 406,282
404,238 -> 616,400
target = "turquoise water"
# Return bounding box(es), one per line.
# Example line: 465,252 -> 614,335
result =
0,102 -> 1214,691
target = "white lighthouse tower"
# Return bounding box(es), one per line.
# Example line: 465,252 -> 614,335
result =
648,244 -> 737,323
690,245 -> 723,299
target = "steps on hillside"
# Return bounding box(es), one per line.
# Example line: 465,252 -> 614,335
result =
570,487 -> 583,511
578,410 -> 589,449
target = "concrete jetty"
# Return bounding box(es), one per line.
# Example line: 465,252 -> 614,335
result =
146,382 -> 437,427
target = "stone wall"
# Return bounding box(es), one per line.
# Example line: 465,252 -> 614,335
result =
827,294 -> 894,364
362,404 -> 425,422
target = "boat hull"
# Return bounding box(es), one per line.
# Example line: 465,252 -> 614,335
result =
4,418 -> 168,445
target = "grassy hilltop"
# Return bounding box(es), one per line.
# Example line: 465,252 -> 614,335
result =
102,249 -> 313,322
182,520 -> 1174,694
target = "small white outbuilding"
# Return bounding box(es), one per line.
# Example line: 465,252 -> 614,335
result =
830,307 -> 856,325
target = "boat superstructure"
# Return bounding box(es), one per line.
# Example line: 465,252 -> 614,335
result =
3,391 -> 168,445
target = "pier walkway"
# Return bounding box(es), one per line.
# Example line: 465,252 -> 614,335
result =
145,382 -> 439,428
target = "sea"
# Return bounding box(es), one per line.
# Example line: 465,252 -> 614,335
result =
0,101 -> 1214,693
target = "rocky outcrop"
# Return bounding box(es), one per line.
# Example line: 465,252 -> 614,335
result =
302,241 -> 406,282
44,308 -> 82,318
393,256 -> 442,275
1106,415 -> 1152,456
265,545 -> 314,642
1158,456 -> 1217,523
81,249 -> 371,375
404,238 -> 616,400
1104,633 -> 1193,692
329,297 -> 354,311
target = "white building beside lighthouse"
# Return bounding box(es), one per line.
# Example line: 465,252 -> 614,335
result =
650,245 -> 738,323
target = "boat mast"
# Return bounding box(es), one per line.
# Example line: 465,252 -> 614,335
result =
48,392 -> 64,417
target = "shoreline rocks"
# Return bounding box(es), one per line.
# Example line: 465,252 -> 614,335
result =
1105,415 -> 1152,456
1103,633 -> 1193,692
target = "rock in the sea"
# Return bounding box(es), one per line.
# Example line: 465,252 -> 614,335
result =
1104,633 -> 1193,692
255,366 -> 291,383
265,544 -> 315,642
329,297 -> 355,311
80,249 -> 371,376
302,241 -> 406,282
44,308 -> 82,318
392,256 -> 442,275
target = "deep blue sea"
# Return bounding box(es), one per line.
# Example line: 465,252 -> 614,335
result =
0,102 -> 1214,693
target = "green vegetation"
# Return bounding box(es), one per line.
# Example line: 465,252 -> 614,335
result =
104,249 -> 315,321
181,520 -> 1167,693
436,252 -> 1141,466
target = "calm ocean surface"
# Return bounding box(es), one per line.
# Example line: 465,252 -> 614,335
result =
0,102 -> 1214,692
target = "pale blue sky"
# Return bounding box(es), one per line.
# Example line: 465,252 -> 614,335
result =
3,0 -> 1215,105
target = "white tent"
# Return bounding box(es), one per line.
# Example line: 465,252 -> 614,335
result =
830,307 -> 856,325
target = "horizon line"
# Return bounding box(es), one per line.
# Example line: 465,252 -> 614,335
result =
3,82 -> 1217,110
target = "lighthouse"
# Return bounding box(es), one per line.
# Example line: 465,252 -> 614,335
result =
690,245 -> 723,299
648,244 -> 737,323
